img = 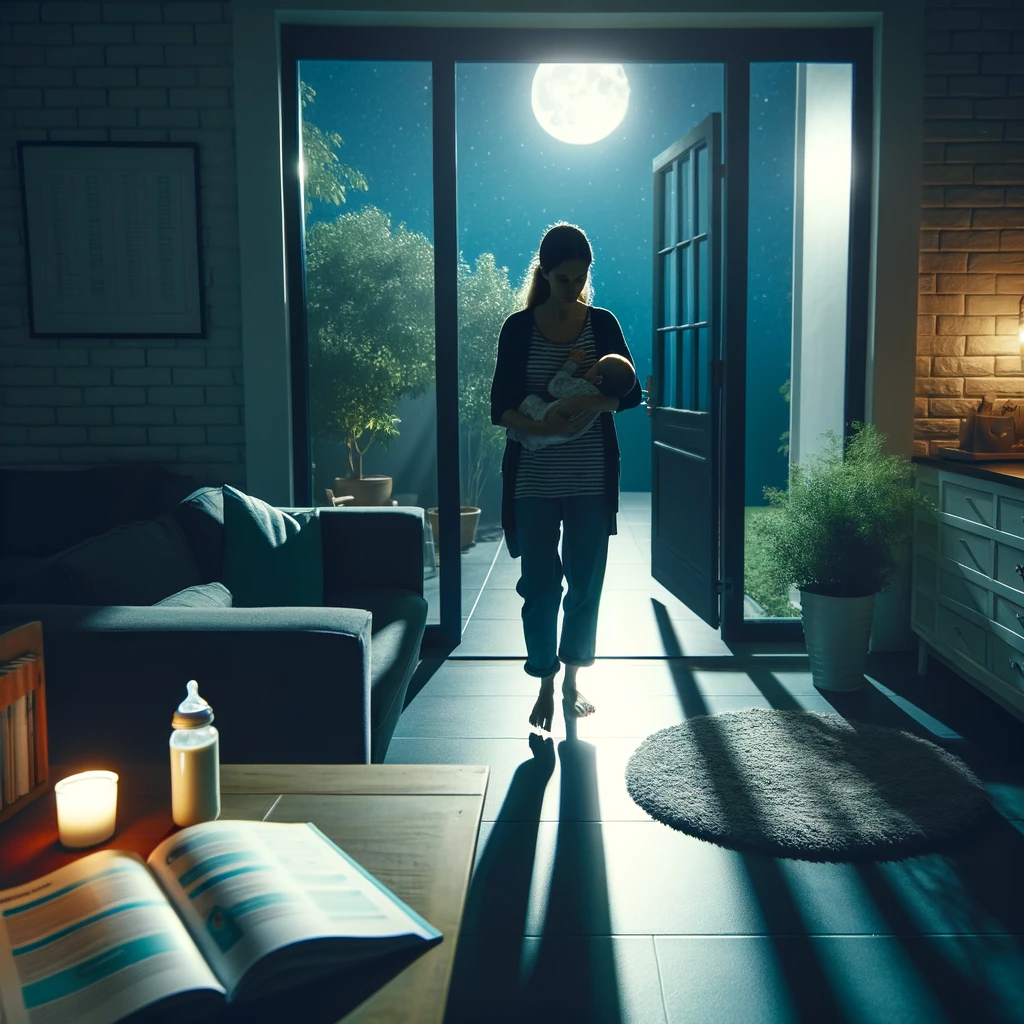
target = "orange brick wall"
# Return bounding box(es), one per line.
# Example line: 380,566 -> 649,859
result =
916,1 -> 1024,456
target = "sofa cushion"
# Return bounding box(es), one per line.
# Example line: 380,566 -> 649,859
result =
221,486 -> 323,607
325,587 -> 428,736
172,486 -> 225,583
7,514 -> 204,606
155,582 -> 233,608
0,464 -> 195,558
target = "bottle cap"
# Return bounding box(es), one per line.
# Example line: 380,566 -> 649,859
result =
172,679 -> 214,730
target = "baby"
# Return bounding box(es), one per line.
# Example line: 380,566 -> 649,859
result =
510,348 -> 637,451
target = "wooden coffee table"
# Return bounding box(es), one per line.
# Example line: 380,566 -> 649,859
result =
0,763 -> 489,1024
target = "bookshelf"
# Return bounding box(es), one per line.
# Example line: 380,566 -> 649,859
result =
0,622 -> 49,825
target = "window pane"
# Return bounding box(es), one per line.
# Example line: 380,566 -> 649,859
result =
681,330 -> 694,409
298,60 -> 439,623
663,165 -> 676,247
680,154 -> 692,241
697,325 -> 710,411
662,251 -> 677,328
696,236 -> 708,324
696,142 -> 709,236
664,331 -> 678,408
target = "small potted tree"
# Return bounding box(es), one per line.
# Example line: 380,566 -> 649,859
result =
305,207 -> 436,505
749,423 -> 918,690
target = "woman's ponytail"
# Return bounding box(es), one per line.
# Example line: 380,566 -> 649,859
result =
523,262 -> 549,309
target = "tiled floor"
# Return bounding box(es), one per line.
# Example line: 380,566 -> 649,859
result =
390,494 -> 1024,1023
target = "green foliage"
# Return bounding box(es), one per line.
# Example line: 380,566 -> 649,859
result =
749,423 -> 917,598
458,253 -> 519,508
744,507 -> 799,617
778,378 -> 790,456
305,207 -> 435,477
300,83 -> 367,217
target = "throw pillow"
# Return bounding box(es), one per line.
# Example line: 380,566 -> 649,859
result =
8,515 -> 204,606
155,582 -> 233,608
220,485 -> 324,607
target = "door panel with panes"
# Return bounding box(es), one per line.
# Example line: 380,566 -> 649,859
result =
650,114 -> 723,628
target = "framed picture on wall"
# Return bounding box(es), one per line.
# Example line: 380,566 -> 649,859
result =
17,142 -> 205,338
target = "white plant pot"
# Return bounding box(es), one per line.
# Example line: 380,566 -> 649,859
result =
800,590 -> 876,691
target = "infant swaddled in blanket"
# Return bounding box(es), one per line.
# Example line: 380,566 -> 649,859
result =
508,347 -> 637,451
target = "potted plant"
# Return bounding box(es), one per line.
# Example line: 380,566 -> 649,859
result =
304,207 -> 436,505
749,422 -> 918,690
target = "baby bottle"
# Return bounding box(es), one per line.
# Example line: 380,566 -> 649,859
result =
169,679 -> 221,827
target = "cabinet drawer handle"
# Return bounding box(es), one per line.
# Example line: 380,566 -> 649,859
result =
953,626 -> 973,655
1016,612 -> 1024,629
1017,564 -> 1024,585
1011,660 -> 1024,679
966,495 -> 985,521
958,537 -> 984,571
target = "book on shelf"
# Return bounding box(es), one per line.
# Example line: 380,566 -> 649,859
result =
0,653 -> 42,811
0,818 -> 442,1023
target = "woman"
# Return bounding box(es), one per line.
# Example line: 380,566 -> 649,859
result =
490,223 -> 643,732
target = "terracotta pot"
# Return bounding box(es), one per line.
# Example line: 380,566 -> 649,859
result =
334,475 -> 392,507
426,506 -> 481,554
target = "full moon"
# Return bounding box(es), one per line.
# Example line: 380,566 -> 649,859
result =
531,64 -> 630,145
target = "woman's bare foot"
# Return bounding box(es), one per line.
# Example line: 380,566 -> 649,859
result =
529,674 -> 557,732
561,666 -> 596,719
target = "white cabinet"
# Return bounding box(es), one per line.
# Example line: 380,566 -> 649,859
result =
913,462 -> 1024,722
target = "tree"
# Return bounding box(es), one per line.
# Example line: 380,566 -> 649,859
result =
458,253 -> 519,508
300,83 -> 367,217
305,207 -> 436,477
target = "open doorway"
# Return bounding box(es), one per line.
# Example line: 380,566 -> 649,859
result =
282,27 -> 872,650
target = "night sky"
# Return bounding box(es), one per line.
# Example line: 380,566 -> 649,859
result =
301,59 -> 796,504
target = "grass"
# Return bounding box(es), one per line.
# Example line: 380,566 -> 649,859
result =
744,506 -> 800,618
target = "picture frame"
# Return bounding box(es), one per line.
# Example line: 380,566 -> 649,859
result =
17,142 -> 205,338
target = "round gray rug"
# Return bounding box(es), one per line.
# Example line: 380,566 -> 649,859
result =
625,709 -> 992,860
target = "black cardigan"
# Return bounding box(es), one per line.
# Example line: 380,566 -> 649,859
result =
489,306 -> 644,558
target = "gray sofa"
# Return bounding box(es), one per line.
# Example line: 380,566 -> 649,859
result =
0,463 -> 197,598
0,486 -> 427,766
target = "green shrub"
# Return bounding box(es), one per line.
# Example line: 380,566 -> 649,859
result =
749,423 -> 917,599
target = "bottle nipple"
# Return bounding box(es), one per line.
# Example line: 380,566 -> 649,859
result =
173,679 -> 214,728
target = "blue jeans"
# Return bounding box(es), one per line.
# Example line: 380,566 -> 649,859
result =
514,495 -> 610,678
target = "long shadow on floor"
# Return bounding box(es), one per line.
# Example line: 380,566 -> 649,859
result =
744,645 -> 1024,1016
653,603 -> 854,1023
444,732 -> 553,1023
445,715 -> 623,1023
525,714 -> 622,1023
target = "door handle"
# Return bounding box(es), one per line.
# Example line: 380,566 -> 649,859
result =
645,375 -> 655,417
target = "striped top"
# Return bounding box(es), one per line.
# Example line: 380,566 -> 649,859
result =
514,314 -> 606,499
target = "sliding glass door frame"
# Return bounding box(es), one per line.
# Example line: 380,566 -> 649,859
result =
279,26 -> 873,652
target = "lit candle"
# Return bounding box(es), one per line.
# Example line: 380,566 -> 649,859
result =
54,771 -> 119,849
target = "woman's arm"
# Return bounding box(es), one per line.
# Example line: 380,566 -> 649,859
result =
501,408 -> 585,438
490,313 -> 528,426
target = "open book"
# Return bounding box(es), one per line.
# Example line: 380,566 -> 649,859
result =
0,820 -> 441,1023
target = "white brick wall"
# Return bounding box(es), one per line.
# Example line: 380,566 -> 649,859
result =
917,1 -> 1024,457
0,0 -> 243,486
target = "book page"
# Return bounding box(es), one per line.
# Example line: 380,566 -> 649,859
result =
0,850 -> 224,1024
147,820 -> 440,1000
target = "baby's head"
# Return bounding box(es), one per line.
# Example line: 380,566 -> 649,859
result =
585,354 -> 636,397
